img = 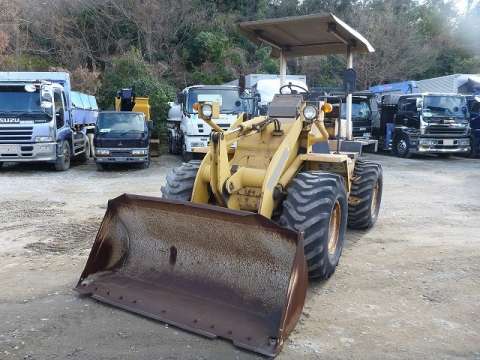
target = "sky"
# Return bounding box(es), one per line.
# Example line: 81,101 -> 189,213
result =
454,0 -> 479,14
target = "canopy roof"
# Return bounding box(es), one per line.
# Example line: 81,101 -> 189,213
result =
239,13 -> 374,58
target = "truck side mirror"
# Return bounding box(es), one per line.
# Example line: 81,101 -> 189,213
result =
416,98 -> 423,111
177,92 -> 185,104
147,121 -> 153,130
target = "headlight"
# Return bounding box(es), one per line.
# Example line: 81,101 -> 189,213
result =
303,105 -> 318,121
459,139 -> 470,145
201,104 -> 213,118
95,149 -> 110,156
132,149 -> 148,156
35,136 -> 53,143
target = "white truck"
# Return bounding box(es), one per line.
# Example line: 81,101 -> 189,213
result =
167,85 -> 249,161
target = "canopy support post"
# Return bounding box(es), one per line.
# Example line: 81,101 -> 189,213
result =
345,45 -> 353,141
279,50 -> 287,87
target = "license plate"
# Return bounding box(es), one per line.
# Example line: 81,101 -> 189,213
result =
0,144 -> 18,154
443,139 -> 454,146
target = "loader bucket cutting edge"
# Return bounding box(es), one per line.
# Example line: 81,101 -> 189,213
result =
75,194 -> 307,356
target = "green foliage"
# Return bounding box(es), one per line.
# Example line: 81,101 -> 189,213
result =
184,31 -> 229,66
0,54 -> 56,71
98,49 -> 175,130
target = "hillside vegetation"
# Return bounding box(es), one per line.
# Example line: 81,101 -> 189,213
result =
0,0 -> 479,124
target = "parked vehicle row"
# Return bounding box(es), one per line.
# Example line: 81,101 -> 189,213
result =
1,71 -> 479,173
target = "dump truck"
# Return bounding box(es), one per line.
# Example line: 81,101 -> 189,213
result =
76,14 -> 382,357
376,93 -> 471,157
0,72 -> 98,170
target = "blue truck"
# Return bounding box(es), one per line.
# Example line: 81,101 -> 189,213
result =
0,72 -> 98,170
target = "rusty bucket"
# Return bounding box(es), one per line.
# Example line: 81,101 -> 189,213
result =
75,194 -> 307,356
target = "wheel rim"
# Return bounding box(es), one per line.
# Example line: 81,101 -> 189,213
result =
328,201 -> 341,255
370,181 -> 380,218
397,139 -> 407,155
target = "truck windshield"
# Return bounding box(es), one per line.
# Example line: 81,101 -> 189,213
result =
423,96 -> 466,118
97,113 -> 145,132
341,101 -> 371,119
0,86 -> 42,113
187,88 -> 243,114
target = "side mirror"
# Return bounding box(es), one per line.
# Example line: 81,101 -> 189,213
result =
416,98 -> 423,111
343,69 -> 357,95
177,92 -> 185,104
147,121 -> 153,130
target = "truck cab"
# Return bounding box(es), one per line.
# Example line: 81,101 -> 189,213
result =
0,72 -> 95,171
167,85 -> 249,161
378,93 -> 470,157
94,111 -> 151,170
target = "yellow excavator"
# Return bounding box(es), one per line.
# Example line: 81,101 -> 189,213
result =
76,14 -> 382,357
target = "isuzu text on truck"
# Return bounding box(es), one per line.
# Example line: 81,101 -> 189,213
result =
0,72 -> 98,170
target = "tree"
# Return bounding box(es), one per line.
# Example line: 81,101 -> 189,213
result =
98,49 -> 175,126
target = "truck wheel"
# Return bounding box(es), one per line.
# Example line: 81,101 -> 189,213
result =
140,155 -> 151,169
167,132 -> 173,154
470,136 -> 479,158
277,172 -> 348,280
393,135 -> 411,158
55,141 -> 71,171
182,145 -> 193,162
161,160 -> 201,201
348,159 -> 383,230
77,137 -> 90,163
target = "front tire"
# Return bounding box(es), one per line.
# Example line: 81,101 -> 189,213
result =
139,155 -> 151,169
278,172 -> 348,280
393,135 -> 411,158
470,136 -> 479,158
55,141 -> 71,171
348,159 -> 383,230
161,160 -> 201,201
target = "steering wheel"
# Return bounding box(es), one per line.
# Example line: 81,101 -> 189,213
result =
279,83 -> 309,95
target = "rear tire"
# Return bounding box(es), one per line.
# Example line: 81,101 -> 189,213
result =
77,137 -> 90,163
55,141 -> 71,171
277,172 -> 348,280
348,159 -> 383,230
161,160 -> 201,201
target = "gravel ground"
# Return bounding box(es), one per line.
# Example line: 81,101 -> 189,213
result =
0,154 -> 479,360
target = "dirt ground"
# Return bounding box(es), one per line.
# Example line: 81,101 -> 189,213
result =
0,154 -> 479,360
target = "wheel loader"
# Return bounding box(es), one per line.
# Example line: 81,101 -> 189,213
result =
76,14 -> 382,357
